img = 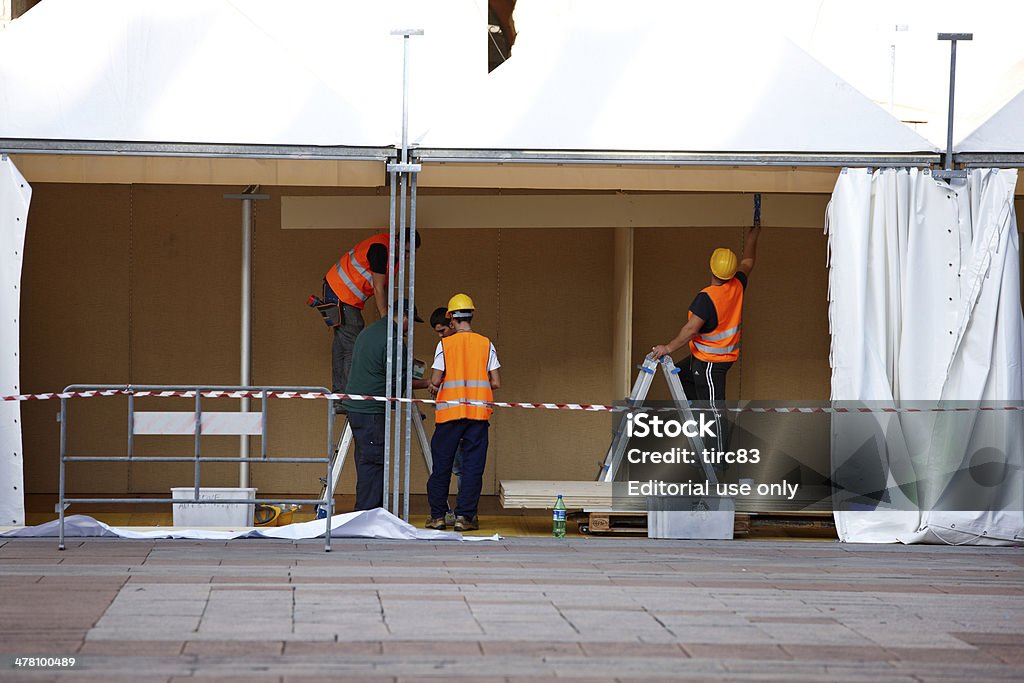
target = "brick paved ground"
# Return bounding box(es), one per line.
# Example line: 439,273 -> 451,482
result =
0,536 -> 1022,681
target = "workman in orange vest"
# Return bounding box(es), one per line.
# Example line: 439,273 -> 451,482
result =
651,223 -> 762,454
321,230 -> 421,400
425,293 -> 501,532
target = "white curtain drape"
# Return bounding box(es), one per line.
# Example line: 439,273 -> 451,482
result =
0,156 -> 29,527
827,167 -> 1024,544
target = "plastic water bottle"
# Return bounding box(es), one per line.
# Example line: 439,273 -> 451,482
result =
552,494 -> 566,538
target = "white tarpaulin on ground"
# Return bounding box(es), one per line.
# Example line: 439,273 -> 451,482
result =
0,511 -> 500,541
0,157 -> 28,527
827,167 -> 1024,544
419,2 -> 936,153
0,0 -> 485,146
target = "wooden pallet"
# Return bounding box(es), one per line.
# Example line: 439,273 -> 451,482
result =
578,511 -> 751,536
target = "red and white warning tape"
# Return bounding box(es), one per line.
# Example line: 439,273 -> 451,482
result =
3,388 -> 1023,414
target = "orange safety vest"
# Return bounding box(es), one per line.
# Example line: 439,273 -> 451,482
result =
435,332 -> 494,423
689,278 -> 744,363
324,234 -> 394,308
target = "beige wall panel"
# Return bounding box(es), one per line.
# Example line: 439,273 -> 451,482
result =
419,163 -> 841,193
127,186 -> 252,492
251,205 -> 387,496
633,227 -> 735,402
492,228 -> 614,487
406,229 -> 501,493
632,206 -> 831,402
10,155 -> 385,188
740,228 -> 831,400
21,184 -> 131,495
612,227 -> 634,400
282,193 -> 830,230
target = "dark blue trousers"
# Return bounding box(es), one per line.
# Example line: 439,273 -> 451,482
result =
428,419 -> 489,519
348,412 -> 385,511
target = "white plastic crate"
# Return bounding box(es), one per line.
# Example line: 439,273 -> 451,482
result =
171,487 -> 257,527
647,496 -> 735,540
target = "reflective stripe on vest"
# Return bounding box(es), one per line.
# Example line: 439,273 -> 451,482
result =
325,234 -> 391,308
693,341 -> 739,356
435,332 -> 493,423
333,258 -> 368,303
689,278 -> 744,363
439,379 -> 493,389
345,248 -> 373,282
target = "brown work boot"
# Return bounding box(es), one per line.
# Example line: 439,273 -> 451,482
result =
454,516 -> 479,532
425,517 -> 446,530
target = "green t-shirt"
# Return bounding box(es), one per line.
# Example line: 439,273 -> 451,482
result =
341,317 -> 410,414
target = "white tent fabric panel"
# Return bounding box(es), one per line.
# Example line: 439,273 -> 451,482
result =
827,168 -> 1024,544
0,157 -> 28,527
0,0 -> 486,147
957,89 -> 1024,153
418,3 -> 937,154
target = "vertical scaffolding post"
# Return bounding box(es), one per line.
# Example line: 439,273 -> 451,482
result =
223,187 -> 269,487
403,173 -> 418,520
57,396 -> 67,551
384,168 -> 397,512
934,33 -> 972,180
385,28 -> 423,520
391,176 -> 408,515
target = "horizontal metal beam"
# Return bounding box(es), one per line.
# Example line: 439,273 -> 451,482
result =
64,457 -> 328,463
956,153 -> 1024,167
63,498 -> 326,505
414,148 -> 941,167
0,138 -> 393,161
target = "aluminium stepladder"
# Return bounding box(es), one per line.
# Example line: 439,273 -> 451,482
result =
597,354 -> 720,485
316,412 -> 436,518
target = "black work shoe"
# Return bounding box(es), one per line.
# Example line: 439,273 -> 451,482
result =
454,516 -> 479,532
425,517 -> 446,530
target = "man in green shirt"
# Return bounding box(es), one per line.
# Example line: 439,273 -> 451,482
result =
341,300 -> 429,511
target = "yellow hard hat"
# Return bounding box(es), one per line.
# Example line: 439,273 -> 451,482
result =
446,293 -> 475,319
710,248 -> 738,280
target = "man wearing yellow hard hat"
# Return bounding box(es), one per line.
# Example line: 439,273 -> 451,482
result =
425,293 -> 502,532
651,223 -> 762,453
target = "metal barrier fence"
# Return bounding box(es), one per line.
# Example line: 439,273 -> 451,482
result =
57,384 -> 336,551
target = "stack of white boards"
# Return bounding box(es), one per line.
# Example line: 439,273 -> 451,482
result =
500,480 -> 832,514
499,480 -> 645,511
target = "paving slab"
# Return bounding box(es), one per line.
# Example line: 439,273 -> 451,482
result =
0,537 -> 1021,680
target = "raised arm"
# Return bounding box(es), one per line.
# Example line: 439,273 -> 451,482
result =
738,224 -> 762,276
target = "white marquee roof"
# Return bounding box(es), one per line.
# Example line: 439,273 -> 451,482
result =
417,3 -> 938,158
0,0 -> 486,154
957,88 -> 1024,154
0,0 -> 946,162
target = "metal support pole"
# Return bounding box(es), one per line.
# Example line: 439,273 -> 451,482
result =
403,173 -> 418,521
392,30 -> 412,518
240,197 -> 252,487
392,173 -> 408,516
384,168 -> 398,513
325,394 -> 334,552
223,188 -> 269,487
127,388 -> 134,459
58,396 -> 67,551
934,33 -> 972,180
384,28 -> 423,520
194,388 -> 202,500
